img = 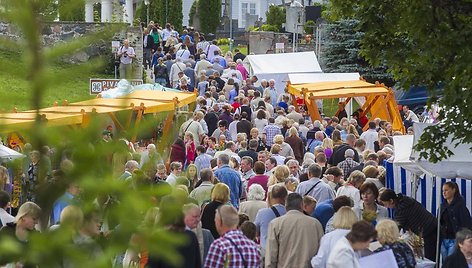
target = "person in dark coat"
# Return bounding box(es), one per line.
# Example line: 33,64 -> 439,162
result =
236,112 -> 252,139
201,183 -> 230,239
440,181 -> 472,260
443,228 -> 472,268
169,138 -> 186,166
380,189 -> 438,261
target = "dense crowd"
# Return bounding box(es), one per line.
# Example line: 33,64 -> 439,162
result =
1,21 -> 472,268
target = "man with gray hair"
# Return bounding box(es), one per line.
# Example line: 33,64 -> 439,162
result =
263,79 -> 278,107
117,39 -> 136,79
296,163 -> 335,202
337,149 -> 360,177
169,57 -> 186,88
194,54 -> 211,78
287,159 -> 300,179
214,154 -> 243,208
139,144 -> 163,177
329,133 -> 360,166
286,105 -> 303,122
204,205 -> 261,267
179,112 -> 205,146
120,160 -> 139,181
266,193 -> 324,268
189,168 -> 215,206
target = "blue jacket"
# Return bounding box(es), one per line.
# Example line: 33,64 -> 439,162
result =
214,165 -> 242,208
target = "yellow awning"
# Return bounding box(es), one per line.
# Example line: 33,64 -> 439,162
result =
0,90 -> 197,130
288,80 -> 389,98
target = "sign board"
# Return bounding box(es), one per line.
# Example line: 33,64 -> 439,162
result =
275,43 -> 285,53
89,79 -> 143,95
112,41 -> 120,53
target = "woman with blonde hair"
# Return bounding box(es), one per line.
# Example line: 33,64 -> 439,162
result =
268,165 -> 290,190
273,134 -> 294,158
0,166 -> 8,191
331,130 -> 343,147
311,207 -> 358,268
322,138 -> 334,160
285,127 -> 304,164
201,183 -> 230,238
347,124 -> 360,139
374,219 -> 416,268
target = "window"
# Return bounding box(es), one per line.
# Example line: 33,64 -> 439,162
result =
241,2 -> 257,27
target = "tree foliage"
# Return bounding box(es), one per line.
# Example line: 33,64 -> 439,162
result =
329,0 -> 472,161
0,0 -> 185,266
137,0 -> 183,31
198,0 -> 221,34
321,19 -> 393,86
266,5 -> 285,32
58,0 -> 85,21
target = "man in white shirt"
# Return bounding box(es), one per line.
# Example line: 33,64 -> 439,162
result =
117,39 -> 136,79
205,40 -> 221,62
0,191 -> 15,227
166,162 -> 183,186
403,105 -> 419,129
169,58 -> 187,88
359,121 -> 378,151
161,23 -> 172,42
175,44 -> 190,61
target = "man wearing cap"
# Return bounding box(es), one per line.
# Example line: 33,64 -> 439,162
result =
336,149 -> 360,177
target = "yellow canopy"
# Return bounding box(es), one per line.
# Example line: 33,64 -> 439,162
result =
288,80 -> 405,133
0,90 -> 197,130
288,80 -> 389,98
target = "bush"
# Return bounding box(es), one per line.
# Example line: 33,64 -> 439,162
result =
261,24 -> 279,32
217,38 -> 229,46
304,20 -> 315,35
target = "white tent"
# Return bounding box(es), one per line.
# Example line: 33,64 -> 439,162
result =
410,123 -> 472,179
244,51 -> 322,91
392,135 -> 425,176
393,123 -> 472,179
287,72 -> 360,84
0,144 -> 24,162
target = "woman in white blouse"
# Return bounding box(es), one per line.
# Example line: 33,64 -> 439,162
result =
336,170 -> 366,208
326,220 -> 377,268
311,207 -> 358,268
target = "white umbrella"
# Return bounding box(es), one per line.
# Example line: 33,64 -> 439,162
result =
0,144 -> 25,161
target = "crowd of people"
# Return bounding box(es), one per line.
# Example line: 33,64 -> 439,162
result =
2,22 -> 472,268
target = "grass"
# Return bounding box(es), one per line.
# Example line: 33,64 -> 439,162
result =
0,50 -> 113,112
219,44 -> 248,55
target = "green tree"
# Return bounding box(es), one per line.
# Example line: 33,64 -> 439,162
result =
266,5 -> 285,32
321,19 -> 393,86
167,0 -> 183,32
198,0 -> 221,34
329,0 -> 472,162
0,0 -> 186,266
58,0 -> 85,21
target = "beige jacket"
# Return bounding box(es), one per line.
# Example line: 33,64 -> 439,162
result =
265,210 -> 324,268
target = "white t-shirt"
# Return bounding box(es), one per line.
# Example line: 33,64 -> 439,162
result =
119,46 -> 135,65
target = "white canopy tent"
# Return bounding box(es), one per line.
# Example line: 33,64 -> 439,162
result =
411,123 -> 472,179
393,123 -> 472,179
287,72 -> 360,84
0,144 -> 24,162
244,51 -> 322,92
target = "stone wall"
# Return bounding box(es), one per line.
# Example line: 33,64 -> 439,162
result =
248,31 -> 292,54
0,21 -> 143,79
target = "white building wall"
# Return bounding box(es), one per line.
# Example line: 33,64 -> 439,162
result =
182,0 -> 196,26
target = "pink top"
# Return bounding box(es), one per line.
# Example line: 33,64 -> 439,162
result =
186,141 -> 196,163
237,64 -> 248,80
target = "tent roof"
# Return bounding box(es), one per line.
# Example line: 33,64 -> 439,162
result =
288,73 -> 360,84
0,90 -> 196,129
245,51 -> 322,75
0,144 -> 24,161
288,80 -> 389,99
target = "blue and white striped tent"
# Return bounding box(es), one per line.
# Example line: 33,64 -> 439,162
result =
385,161 -> 472,217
